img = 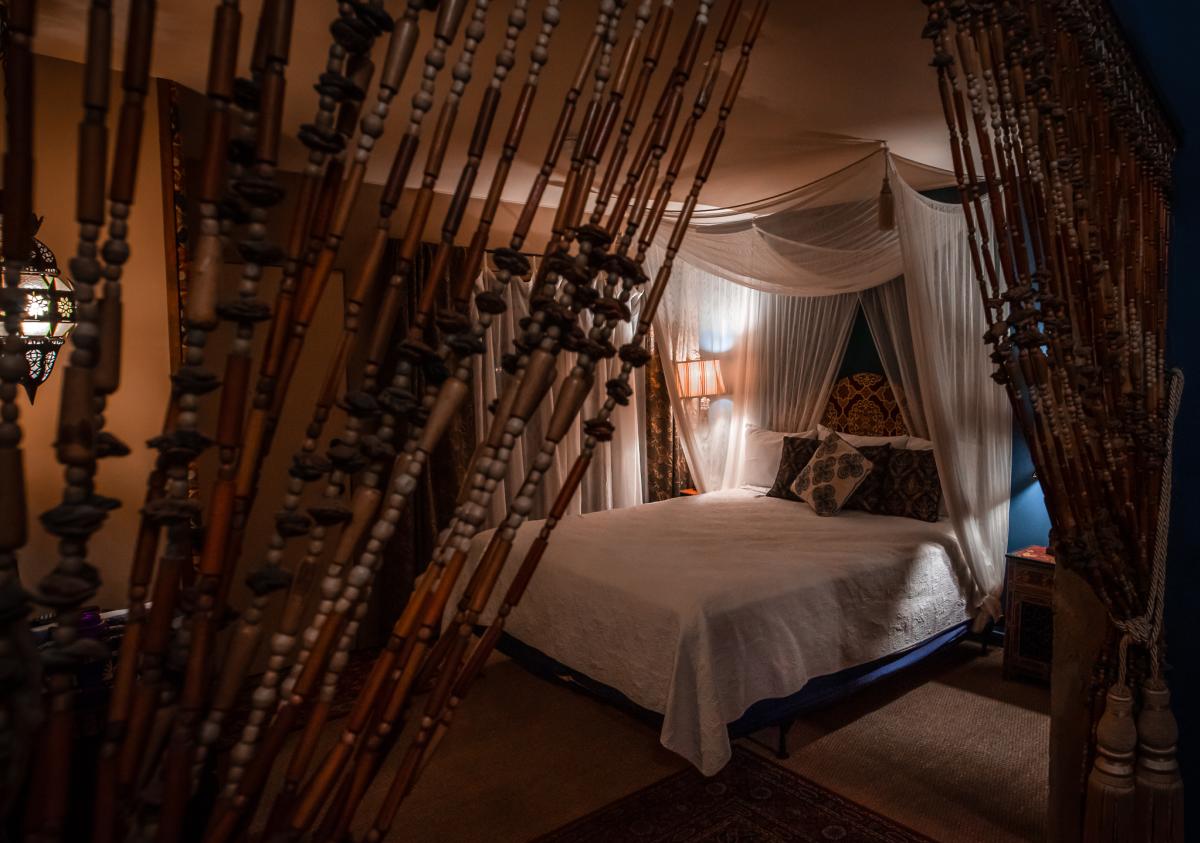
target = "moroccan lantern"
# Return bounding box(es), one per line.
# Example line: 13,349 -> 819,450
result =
0,219 -> 78,402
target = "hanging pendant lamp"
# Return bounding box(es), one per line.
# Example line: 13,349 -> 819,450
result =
0,215 -> 78,402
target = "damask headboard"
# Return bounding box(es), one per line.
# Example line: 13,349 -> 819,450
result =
820,372 -> 908,437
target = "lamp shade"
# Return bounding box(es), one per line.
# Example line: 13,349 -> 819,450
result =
675,358 -> 727,399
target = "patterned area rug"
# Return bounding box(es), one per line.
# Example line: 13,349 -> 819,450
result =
535,746 -> 933,842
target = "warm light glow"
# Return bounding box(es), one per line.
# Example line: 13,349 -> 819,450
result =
675,358 -> 728,399
0,232 -> 78,402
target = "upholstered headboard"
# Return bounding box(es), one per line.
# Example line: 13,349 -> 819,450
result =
820,372 -> 908,437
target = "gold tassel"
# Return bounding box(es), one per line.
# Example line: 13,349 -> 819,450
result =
878,172 -> 894,231
1135,678 -> 1185,842
1085,683 -> 1138,842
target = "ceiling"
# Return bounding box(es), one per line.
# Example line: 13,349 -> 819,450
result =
32,0 -> 955,210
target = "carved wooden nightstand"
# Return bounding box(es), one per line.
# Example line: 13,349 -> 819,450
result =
1003,546 -> 1055,683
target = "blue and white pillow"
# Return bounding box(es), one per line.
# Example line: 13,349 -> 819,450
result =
791,432 -> 874,517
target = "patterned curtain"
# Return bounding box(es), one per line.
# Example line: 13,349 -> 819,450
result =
644,328 -> 692,501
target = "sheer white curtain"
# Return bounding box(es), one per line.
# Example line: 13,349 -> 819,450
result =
646,245 -> 857,492
645,247 -> 752,492
860,278 -> 930,439
744,293 -> 858,434
892,169 -> 1011,615
472,264 -> 646,526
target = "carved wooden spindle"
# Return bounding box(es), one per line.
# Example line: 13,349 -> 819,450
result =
87,0 -> 157,463
155,2 -> 301,836
923,3 -> 1179,786
420,0 -> 680,690
605,0 -> 708,237
191,15 -> 381,775
255,4 -> 520,835
0,0 -> 39,830
427,3 -> 768,778
588,1 -> 673,227
363,0 -> 626,744
417,0 -> 737,782
230,0 -> 434,529
324,9 -> 696,835
111,0 -> 243,814
201,10 -> 472,843
23,4 -> 157,842
430,0 -> 730,693
283,3 -> 633,831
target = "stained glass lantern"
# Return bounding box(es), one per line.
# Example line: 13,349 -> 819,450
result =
0,233 -> 77,402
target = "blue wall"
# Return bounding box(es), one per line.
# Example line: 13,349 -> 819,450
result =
1107,0 -> 1200,792
838,306 -> 1051,553
1007,415 -> 1051,552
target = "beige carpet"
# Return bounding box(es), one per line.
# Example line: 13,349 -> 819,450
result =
263,642 -> 1047,842
747,644 -> 1049,843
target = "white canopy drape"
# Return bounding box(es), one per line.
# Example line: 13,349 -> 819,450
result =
645,148 -> 1011,616
891,168 -> 1011,611
648,246 -> 859,491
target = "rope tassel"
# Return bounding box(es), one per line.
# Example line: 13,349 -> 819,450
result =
1135,678 -> 1185,842
1084,684 -> 1138,842
877,170 -> 894,231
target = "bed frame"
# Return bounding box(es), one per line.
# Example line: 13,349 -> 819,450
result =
492,620 -> 972,762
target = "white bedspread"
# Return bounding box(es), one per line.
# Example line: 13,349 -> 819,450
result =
450,489 -> 972,774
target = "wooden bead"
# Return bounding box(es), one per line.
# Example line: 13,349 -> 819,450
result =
0,448 -> 28,549
55,365 -> 96,466
206,3 -> 242,101
93,290 -> 122,394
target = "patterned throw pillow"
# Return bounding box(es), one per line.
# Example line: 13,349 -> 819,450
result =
791,433 -> 874,517
766,436 -> 820,500
883,447 -> 943,522
843,444 -> 894,514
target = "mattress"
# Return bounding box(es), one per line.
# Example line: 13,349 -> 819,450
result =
449,488 -> 972,774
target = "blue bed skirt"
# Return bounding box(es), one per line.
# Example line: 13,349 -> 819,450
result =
491,620 -> 973,739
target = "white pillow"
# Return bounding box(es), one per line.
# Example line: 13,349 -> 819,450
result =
741,424 -> 816,488
817,423 -> 909,450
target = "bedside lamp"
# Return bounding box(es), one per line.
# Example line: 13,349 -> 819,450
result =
675,358 -> 728,420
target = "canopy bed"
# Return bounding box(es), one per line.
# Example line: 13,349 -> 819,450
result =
446,139 -> 1016,774
2,0 -> 1181,837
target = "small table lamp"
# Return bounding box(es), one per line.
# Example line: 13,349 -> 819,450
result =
675,358 -> 728,420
